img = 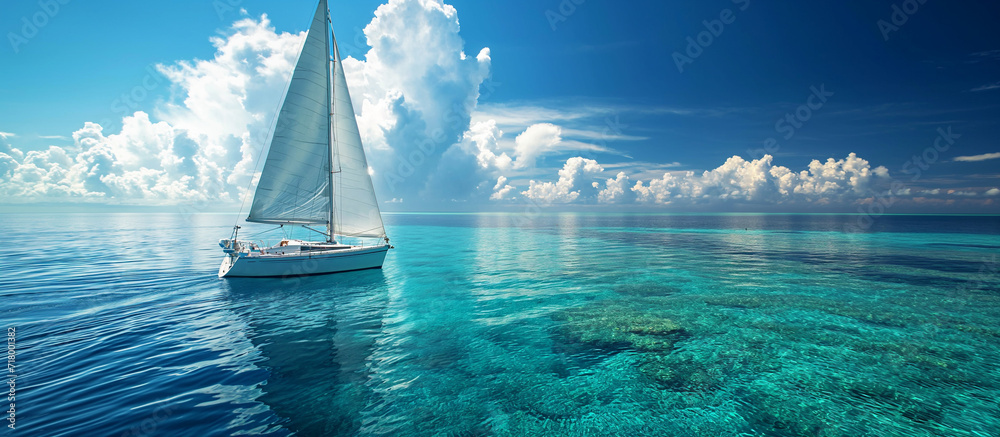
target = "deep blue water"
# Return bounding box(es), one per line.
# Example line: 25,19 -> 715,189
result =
2,213 -> 1000,436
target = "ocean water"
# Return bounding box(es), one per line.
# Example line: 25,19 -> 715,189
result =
3,212 -> 1000,436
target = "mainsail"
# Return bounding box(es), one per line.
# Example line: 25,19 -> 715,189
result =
248,0 -> 386,239
248,0 -> 331,225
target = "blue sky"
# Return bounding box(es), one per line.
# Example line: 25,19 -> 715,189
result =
2,0 -> 999,212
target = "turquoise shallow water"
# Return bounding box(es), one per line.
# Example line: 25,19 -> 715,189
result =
2,213 -> 1000,436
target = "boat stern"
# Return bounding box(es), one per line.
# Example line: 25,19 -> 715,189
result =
218,254 -> 236,278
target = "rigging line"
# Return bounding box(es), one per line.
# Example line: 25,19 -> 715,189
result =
244,225 -> 283,238
329,18 -> 340,240
233,6 -> 315,230
338,226 -> 384,237
301,225 -> 328,237
330,29 -> 344,239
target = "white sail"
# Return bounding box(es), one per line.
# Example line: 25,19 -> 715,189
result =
330,36 -> 386,238
248,0 -> 332,225
219,0 -> 390,278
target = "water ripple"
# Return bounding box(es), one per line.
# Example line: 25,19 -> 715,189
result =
2,213 -> 999,435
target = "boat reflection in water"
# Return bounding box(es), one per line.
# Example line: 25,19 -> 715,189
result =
221,270 -> 390,435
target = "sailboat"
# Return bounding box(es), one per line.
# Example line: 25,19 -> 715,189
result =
218,0 -> 391,278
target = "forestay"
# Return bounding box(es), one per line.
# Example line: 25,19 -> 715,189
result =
330,39 -> 386,238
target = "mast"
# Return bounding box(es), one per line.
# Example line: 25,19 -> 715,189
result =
325,0 -> 336,243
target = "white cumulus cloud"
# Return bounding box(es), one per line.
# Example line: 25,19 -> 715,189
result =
513,123 -> 562,169
0,133 -> 24,159
630,154 -> 889,205
490,175 -> 516,200
630,153 -> 890,205
342,0 -> 492,200
598,171 -> 634,203
1,0 -> 500,206
5,2 -> 989,213
0,14 -> 307,203
463,120 -> 512,171
522,157 -> 603,203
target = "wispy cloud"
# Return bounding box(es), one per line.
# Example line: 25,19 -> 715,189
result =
971,81 -> 1000,92
474,101 -> 743,130
38,135 -> 69,140
558,140 -> 630,157
953,152 -> 1000,162
473,103 -> 595,130
825,102 -> 995,119
948,190 -> 979,197
601,161 -> 684,171
601,160 -> 685,182
0,131 -> 15,137
561,128 -> 647,142
968,50 -> 1000,63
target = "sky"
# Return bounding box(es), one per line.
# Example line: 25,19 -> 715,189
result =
1,0 -> 999,213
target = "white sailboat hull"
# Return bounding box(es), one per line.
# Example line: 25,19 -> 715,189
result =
219,245 -> 388,278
